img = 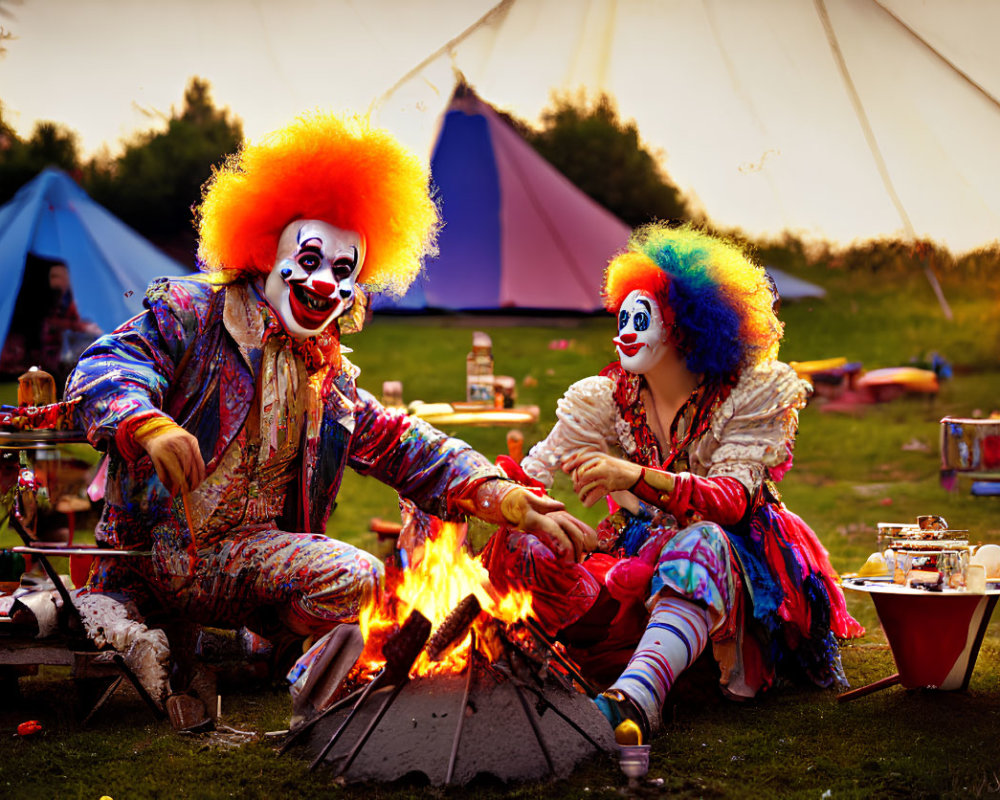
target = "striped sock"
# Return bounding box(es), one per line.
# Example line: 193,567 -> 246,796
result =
609,595 -> 711,733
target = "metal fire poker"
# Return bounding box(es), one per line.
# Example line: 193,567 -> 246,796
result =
424,592 -> 485,785
502,633 -> 556,774
477,574 -> 600,697
522,615 -> 600,697
491,622 -> 608,754
445,629 -> 478,785
279,685 -> 365,754
309,609 -> 431,772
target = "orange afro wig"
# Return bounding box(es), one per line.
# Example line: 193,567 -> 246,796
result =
197,110 -> 439,296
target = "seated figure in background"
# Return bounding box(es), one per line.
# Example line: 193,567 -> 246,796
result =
0,255 -> 100,387
484,223 -> 863,740
41,261 -> 102,388
65,111 -> 593,724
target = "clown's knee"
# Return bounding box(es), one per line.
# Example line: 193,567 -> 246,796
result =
293,549 -> 385,632
353,554 -> 385,607
646,520 -> 731,564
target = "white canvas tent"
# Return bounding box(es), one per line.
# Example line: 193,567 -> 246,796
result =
372,0 -> 1000,258
8,0 -> 999,256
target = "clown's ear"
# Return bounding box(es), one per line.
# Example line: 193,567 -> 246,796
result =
338,287 -> 369,336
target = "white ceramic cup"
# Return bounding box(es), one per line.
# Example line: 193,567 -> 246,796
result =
967,564 -> 987,593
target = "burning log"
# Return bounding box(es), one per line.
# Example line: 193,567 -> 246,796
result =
426,593 -> 481,662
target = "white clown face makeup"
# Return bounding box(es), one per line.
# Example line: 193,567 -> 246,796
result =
614,290 -> 670,374
264,220 -> 364,339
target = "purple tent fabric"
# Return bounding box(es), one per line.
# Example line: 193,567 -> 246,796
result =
377,91 -> 630,312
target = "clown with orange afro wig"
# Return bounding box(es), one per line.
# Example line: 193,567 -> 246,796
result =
483,222 -> 862,742
198,110 -> 439,294
65,110 -> 595,726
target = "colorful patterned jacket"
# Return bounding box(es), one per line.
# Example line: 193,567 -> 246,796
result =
66,276 -> 499,565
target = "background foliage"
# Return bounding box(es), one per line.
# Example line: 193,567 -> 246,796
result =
516,89 -> 690,226
1,77 -> 242,260
83,78 -> 243,253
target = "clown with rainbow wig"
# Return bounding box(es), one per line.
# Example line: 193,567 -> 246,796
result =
484,222 -> 863,741
65,111 -> 593,726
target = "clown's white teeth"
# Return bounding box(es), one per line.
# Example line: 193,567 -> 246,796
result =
293,285 -> 334,312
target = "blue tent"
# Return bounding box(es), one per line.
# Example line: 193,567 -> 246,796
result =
765,267 -> 827,302
0,168 -> 190,348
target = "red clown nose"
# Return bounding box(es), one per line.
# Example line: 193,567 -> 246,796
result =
310,280 -> 336,297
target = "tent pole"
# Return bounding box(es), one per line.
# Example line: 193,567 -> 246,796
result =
814,0 -> 953,321
369,0 -> 517,116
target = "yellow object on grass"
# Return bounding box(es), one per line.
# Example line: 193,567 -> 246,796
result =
788,357 -> 847,380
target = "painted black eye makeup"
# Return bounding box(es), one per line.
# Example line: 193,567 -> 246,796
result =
296,243 -> 323,271
618,308 -> 630,331
332,247 -> 359,281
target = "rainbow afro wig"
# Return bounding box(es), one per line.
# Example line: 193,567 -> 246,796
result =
604,223 -> 782,378
197,110 -> 439,296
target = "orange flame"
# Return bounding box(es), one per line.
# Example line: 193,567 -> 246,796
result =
359,523 -> 532,676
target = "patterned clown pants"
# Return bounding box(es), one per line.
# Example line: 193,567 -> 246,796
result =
79,528 -> 384,638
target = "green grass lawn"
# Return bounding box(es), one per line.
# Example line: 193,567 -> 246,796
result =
2,265 -> 999,798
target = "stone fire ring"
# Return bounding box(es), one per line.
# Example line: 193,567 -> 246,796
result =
301,672 -> 616,785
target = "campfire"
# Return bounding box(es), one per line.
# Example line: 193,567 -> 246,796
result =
357,522 -> 533,677
285,523 -> 615,785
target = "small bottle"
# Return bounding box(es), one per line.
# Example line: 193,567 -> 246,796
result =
18,367 -> 57,407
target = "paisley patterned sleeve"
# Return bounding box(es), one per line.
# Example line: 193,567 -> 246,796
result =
347,388 -> 503,521
65,278 -> 206,452
697,360 -> 811,493
520,375 -> 618,488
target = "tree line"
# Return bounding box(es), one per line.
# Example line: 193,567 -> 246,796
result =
0,77 -> 243,260
1,76 -> 691,263
1,75 -> 995,284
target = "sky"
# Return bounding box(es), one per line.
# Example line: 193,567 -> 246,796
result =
0,0 -> 500,158
3,0 -> 1000,253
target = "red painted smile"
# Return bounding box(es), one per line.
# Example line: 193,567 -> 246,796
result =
615,339 -> 643,357
288,282 -> 341,329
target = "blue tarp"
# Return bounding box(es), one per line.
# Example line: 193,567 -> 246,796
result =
0,168 -> 190,346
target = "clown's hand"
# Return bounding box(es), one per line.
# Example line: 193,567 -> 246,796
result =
500,487 -> 597,564
134,419 -> 206,495
564,451 -> 643,508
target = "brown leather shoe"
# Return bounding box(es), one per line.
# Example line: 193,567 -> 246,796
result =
166,692 -> 213,733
